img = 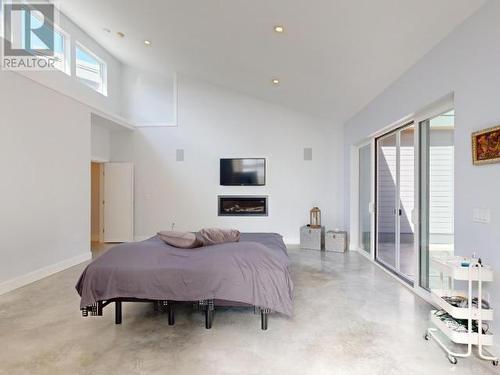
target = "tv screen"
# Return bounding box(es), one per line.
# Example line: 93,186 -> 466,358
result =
220,158 -> 266,186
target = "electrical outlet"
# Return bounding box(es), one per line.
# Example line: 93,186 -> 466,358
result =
473,208 -> 491,224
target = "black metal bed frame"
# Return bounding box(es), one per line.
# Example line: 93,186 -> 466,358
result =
81,299 -> 272,330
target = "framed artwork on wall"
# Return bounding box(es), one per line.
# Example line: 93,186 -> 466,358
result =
472,125 -> 500,165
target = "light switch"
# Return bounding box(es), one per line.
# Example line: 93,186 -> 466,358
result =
176,149 -> 184,162
473,208 -> 491,224
304,148 -> 313,161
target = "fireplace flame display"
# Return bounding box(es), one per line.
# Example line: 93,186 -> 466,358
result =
218,196 -> 268,216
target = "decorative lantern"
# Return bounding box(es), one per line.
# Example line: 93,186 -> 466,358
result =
310,207 -> 321,228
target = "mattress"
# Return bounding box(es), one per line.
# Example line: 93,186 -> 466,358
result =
76,233 -> 293,316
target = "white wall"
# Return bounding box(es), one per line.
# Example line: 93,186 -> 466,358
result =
112,76 -> 344,243
91,122 -> 111,161
0,69 -> 91,290
120,66 -> 176,125
344,0 -> 500,340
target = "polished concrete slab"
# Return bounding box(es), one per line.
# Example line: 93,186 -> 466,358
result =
0,247 -> 497,374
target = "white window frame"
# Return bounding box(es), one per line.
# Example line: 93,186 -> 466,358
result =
75,42 -> 108,96
50,23 -> 71,75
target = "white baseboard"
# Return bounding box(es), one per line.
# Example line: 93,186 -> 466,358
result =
0,252 -> 91,296
283,237 -> 299,245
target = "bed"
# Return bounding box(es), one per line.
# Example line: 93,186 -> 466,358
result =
76,233 -> 293,330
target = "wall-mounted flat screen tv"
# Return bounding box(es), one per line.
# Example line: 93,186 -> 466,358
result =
220,158 -> 266,186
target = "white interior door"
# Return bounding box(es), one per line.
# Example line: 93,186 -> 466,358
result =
104,162 -> 134,242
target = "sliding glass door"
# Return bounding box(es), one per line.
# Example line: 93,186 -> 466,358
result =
358,144 -> 372,254
399,126 -> 415,280
419,110 -> 455,290
376,133 -> 398,270
361,106 -> 454,291
376,123 -> 415,283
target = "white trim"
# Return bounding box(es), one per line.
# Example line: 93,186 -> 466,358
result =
283,237 -> 299,245
91,157 -> 109,163
0,252 -> 91,295
349,144 -> 360,250
91,108 -> 135,130
351,140 -> 375,260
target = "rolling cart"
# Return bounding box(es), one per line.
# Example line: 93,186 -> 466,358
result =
424,256 -> 498,366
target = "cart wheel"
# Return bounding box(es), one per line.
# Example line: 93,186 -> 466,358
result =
447,355 -> 457,365
492,360 -> 498,367
424,333 -> 430,341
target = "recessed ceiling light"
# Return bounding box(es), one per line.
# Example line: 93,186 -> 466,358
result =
144,40 -> 152,46
271,78 -> 280,85
116,31 -> 125,38
274,25 -> 284,33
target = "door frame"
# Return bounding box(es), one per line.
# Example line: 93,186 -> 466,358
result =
91,161 -> 105,243
353,140 -> 376,262
352,94 -> 454,302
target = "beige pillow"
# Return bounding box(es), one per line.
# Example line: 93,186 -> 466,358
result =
196,228 -> 240,246
157,231 -> 202,249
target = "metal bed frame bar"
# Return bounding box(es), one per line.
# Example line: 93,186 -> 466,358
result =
81,299 -> 272,330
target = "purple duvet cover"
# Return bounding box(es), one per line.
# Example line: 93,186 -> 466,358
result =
76,233 -> 293,316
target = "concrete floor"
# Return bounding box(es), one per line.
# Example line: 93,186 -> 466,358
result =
0,247 -> 497,375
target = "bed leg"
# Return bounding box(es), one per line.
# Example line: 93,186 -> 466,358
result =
97,301 -> 103,316
205,299 -> 214,329
167,302 -> 175,326
260,308 -> 271,331
115,301 -> 122,325
205,309 -> 213,329
261,311 -> 268,330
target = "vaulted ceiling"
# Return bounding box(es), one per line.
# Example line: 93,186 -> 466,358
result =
57,0 -> 486,123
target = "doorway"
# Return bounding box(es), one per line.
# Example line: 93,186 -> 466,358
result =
375,123 -> 416,284
91,162 -> 105,248
90,161 -> 135,254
